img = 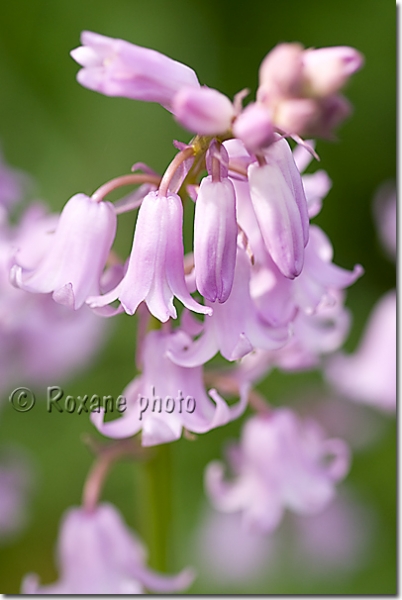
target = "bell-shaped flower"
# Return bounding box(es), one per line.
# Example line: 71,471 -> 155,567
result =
88,190 -> 211,322
194,144 -> 237,303
22,503 -> 194,594
71,31 -> 200,111
168,248 -> 289,367
10,194 -> 116,309
326,290 -> 396,412
248,161 -> 305,279
92,329 -> 248,447
173,86 -> 235,135
205,409 -> 350,533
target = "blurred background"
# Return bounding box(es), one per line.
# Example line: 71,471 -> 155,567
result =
0,0 -> 396,594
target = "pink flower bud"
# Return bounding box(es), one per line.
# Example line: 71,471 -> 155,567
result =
232,103 -> 275,151
71,31 -> 200,110
303,46 -> 364,97
173,86 -> 235,135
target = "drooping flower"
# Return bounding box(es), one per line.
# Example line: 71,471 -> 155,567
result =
326,290 -> 396,412
205,409 -> 350,533
248,137 -> 309,279
92,329 -> 248,446
168,248 -> 289,367
71,31 -> 200,111
11,194 -> 116,309
22,503 -> 194,594
193,143 -> 237,303
88,190 -> 211,321
0,201 -> 108,398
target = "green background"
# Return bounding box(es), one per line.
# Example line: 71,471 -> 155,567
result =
0,0 -> 396,594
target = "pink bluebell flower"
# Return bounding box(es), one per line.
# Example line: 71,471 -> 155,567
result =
205,409 -> 350,532
194,143 -> 237,303
22,503 -> 194,594
326,290 -> 396,412
169,248 -> 289,367
92,329 -> 248,446
88,190 -> 211,321
71,31 -> 200,111
11,194 -> 116,309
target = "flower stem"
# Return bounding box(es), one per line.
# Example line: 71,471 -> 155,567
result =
138,443 -> 172,572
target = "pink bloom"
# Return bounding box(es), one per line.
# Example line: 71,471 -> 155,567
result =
0,204 -> 108,395
205,410 -> 350,533
169,248 -> 289,367
326,290 -> 396,412
71,31 -> 200,111
232,102 -> 275,152
0,449 -> 33,543
92,329 -> 248,446
88,191 -> 210,321
22,503 -> 194,594
194,144 -> 237,303
11,194 -> 116,309
173,86 -> 235,135
256,43 -> 363,138
373,181 -> 396,260
302,46 -> 364,97
0,148 -> 26,211
248,137 -> 309,279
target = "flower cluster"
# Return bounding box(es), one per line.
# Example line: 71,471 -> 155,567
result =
8,31 -> 377,595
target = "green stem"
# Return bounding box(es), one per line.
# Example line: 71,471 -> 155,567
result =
138,443 -> 172,572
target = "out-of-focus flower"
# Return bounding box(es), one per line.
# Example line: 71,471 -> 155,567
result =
22,503 -> 194,594
194,507 -> 275,586
71,31 -> 200,111
88,190 -> 211,321
232,102 -> 275,152
0,200 -> 108,397
205,409 -> 350,533
326,290 -> 396,412
92,329 -> 248,446
372,181 -> 396,260
0,148 -> 26,211
256,43 -> 363,138
0,448 -> 34,544
11,194 -> 116,310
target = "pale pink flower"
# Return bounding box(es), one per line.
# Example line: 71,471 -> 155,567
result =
92,329 -> 248,446
11,194 -> 116,309
257,43 -> 363,138
373,181 -> 396,260
326,290 -> 396,412
71,31 -> 200,111
194,144 -> 237,303
0,449 -> 33,543
205,410 -> 350,533
169,248 -> 289,367
22,503 -> 194,594
88,190 -> 210,321
232,102 -> 275,151
173,86 -> 235,135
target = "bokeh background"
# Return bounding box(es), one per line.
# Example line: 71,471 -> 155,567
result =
0,0 -> 396,594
